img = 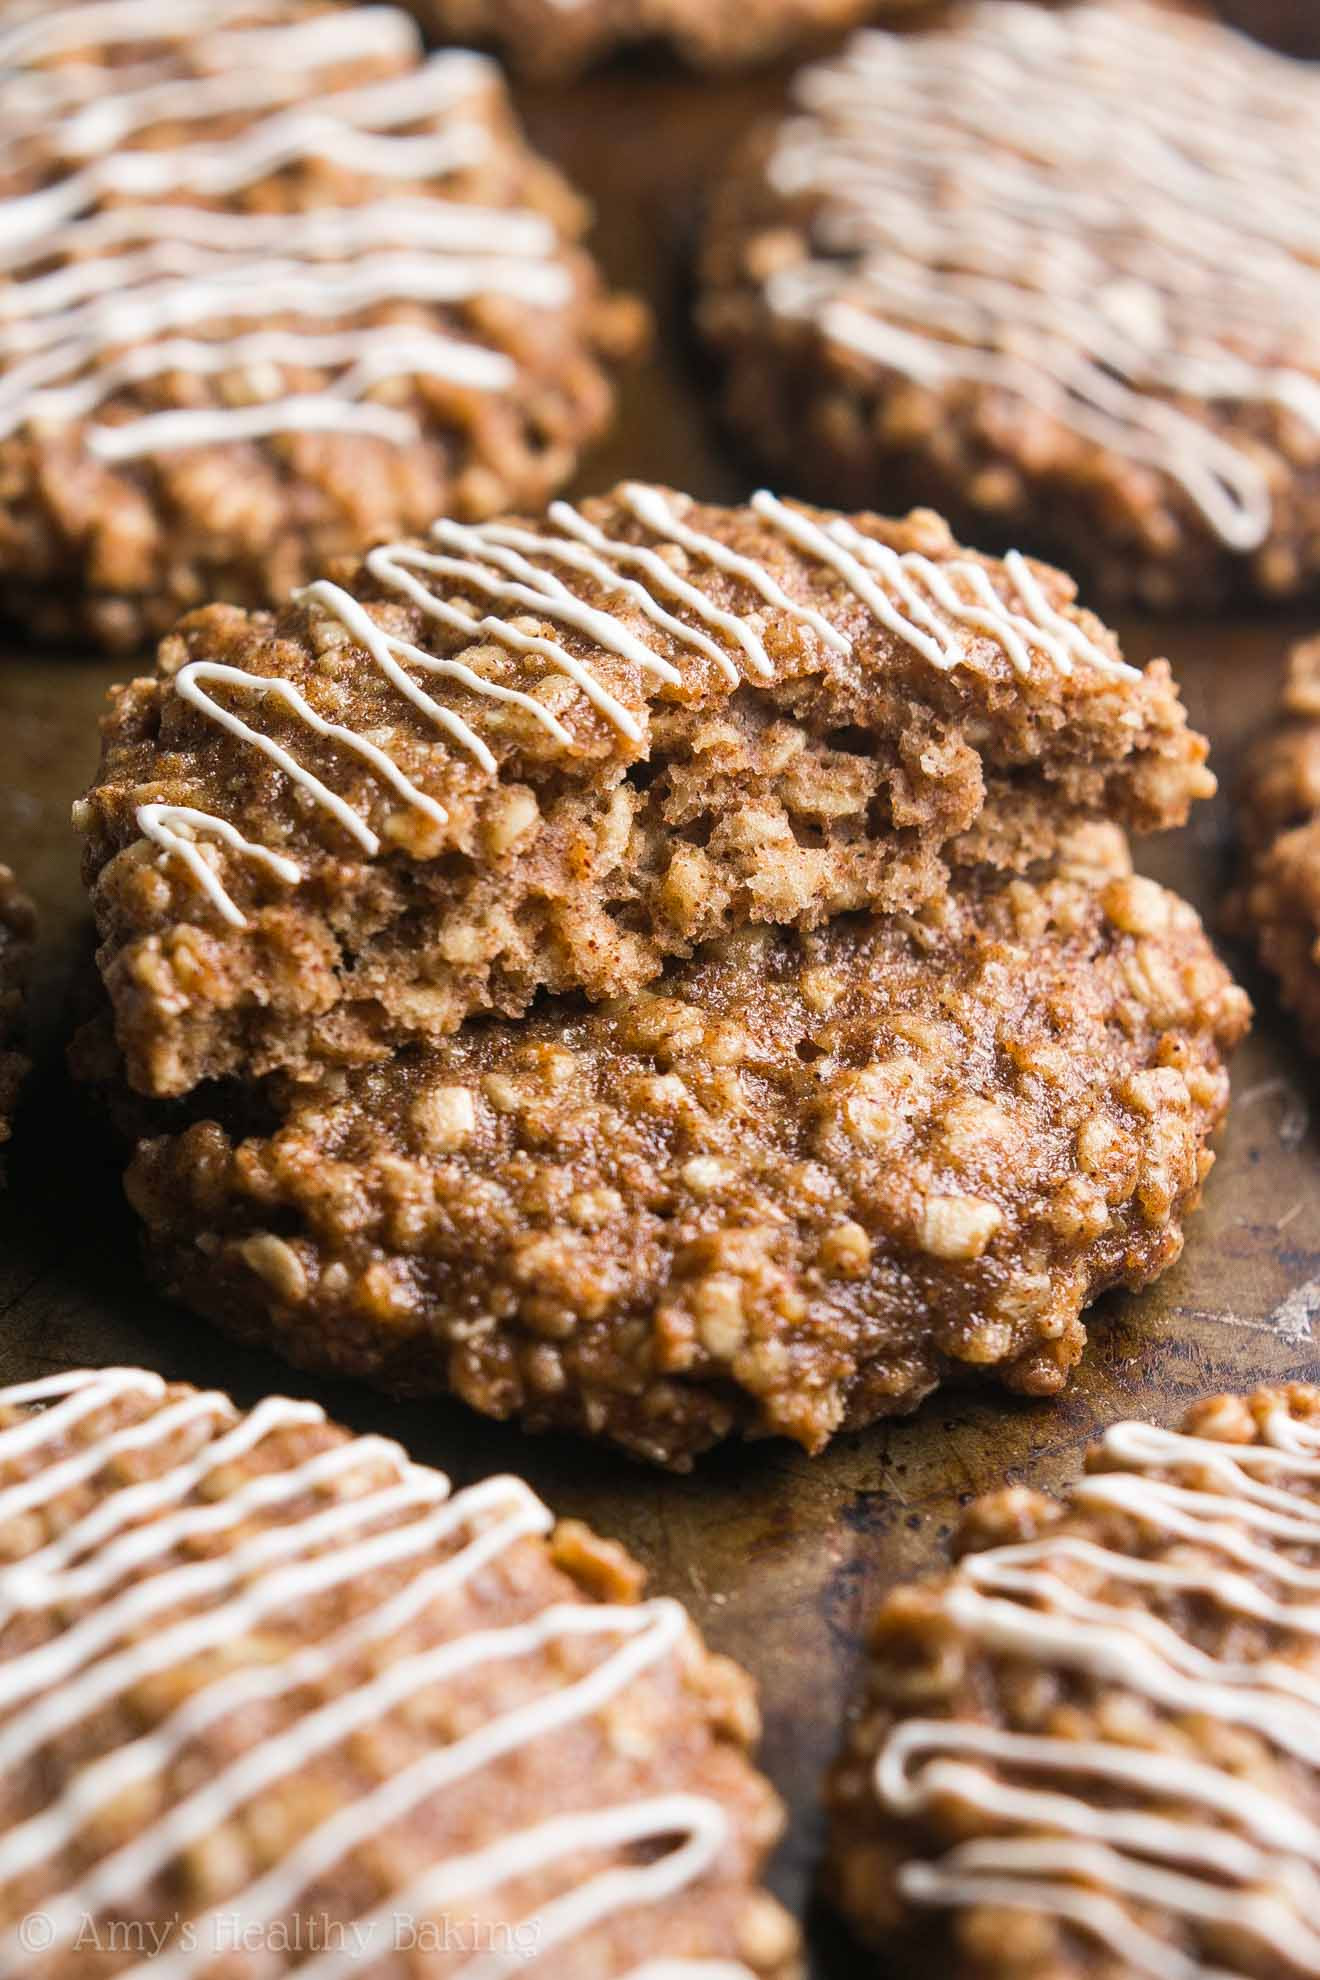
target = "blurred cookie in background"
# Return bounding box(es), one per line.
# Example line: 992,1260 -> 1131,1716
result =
401,0 -> 941,83
1233,637 -> 1320,1054
0,1 -> 642,651
699,0 -> 1320,610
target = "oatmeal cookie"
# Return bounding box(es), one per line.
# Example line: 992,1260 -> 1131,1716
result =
698,1 -> 1320,610
826,1382 -> 1320,1978
1234,638 -> 1320,1052
400,0 -> 937,84
111,840 -> 1249,1468
0,1365 -> 799,1979
0,0 -> 639,652
77,483 -> 1212,1099
0,864 -> 34,1168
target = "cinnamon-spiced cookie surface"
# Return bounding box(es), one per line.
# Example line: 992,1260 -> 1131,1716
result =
98,839 -> 1249,1468
0,1364 -> 798,1978
827,1382 -> 1320,1978
0,0 -> 639,652
76,483 -> 1211,1099
1234,638 -> 1320,1052
698,0 -> 1320,609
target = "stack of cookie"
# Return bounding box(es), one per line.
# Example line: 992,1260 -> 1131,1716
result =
77,483 -> 1249,1467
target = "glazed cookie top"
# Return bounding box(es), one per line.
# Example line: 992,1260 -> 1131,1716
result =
0,1365 -> 796,1979
718,0 -> 1320,578
78,484 -> 1212,1094
0,1 -> 554,463
828,1383 -> 1320,1979
0,0 -> 636,647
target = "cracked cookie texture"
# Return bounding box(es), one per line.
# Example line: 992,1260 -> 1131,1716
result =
109,837 -> 1249,1468
826,1383 -> 1320,1978
0,1365 -> 799,1978
0,0 -> 640,651
78,484 -> 1212,1100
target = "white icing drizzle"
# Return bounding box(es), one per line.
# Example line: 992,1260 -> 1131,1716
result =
618,482 -> 852,658
508,508 -> 748,685
18,10 -> 425,160
0,249 -> 570,363
308,567 -> 574,759
762,0 -> 1320,551
0,1384 -> 237,1540
0,248 -> 566,459
0,3 -> 568,462
133,481 -> 1130,923
0,196 -> 553,281
0,0 -> 312,66
750,491 -> 1133,680
540,508 -> 762,684
428,518 -> 686,688
0,1366 -> 165,1460
293,1796 -> 729,1980
0,1369 -> 755,1979
753,491 -> 956,672
0,121 -> 488,252
174,659 -> 450,851
875,1405 -> 1320,1976
135,805 -> 300,927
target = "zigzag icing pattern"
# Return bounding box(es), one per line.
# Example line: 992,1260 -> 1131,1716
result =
876,1404 -> 1320,1978
0,1368 -> 755,1980
0,1 -> 570,460
127,483 -> 1134,927
762,1 -> 1320,552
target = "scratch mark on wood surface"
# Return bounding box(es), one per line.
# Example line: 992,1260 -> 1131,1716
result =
1178,1276 -> 1320,1345
1236,1076 -> 1310,1150
1266,1275 -> 1320,1346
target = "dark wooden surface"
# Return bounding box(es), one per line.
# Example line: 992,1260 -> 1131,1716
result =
2,10 -> 1319,1971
